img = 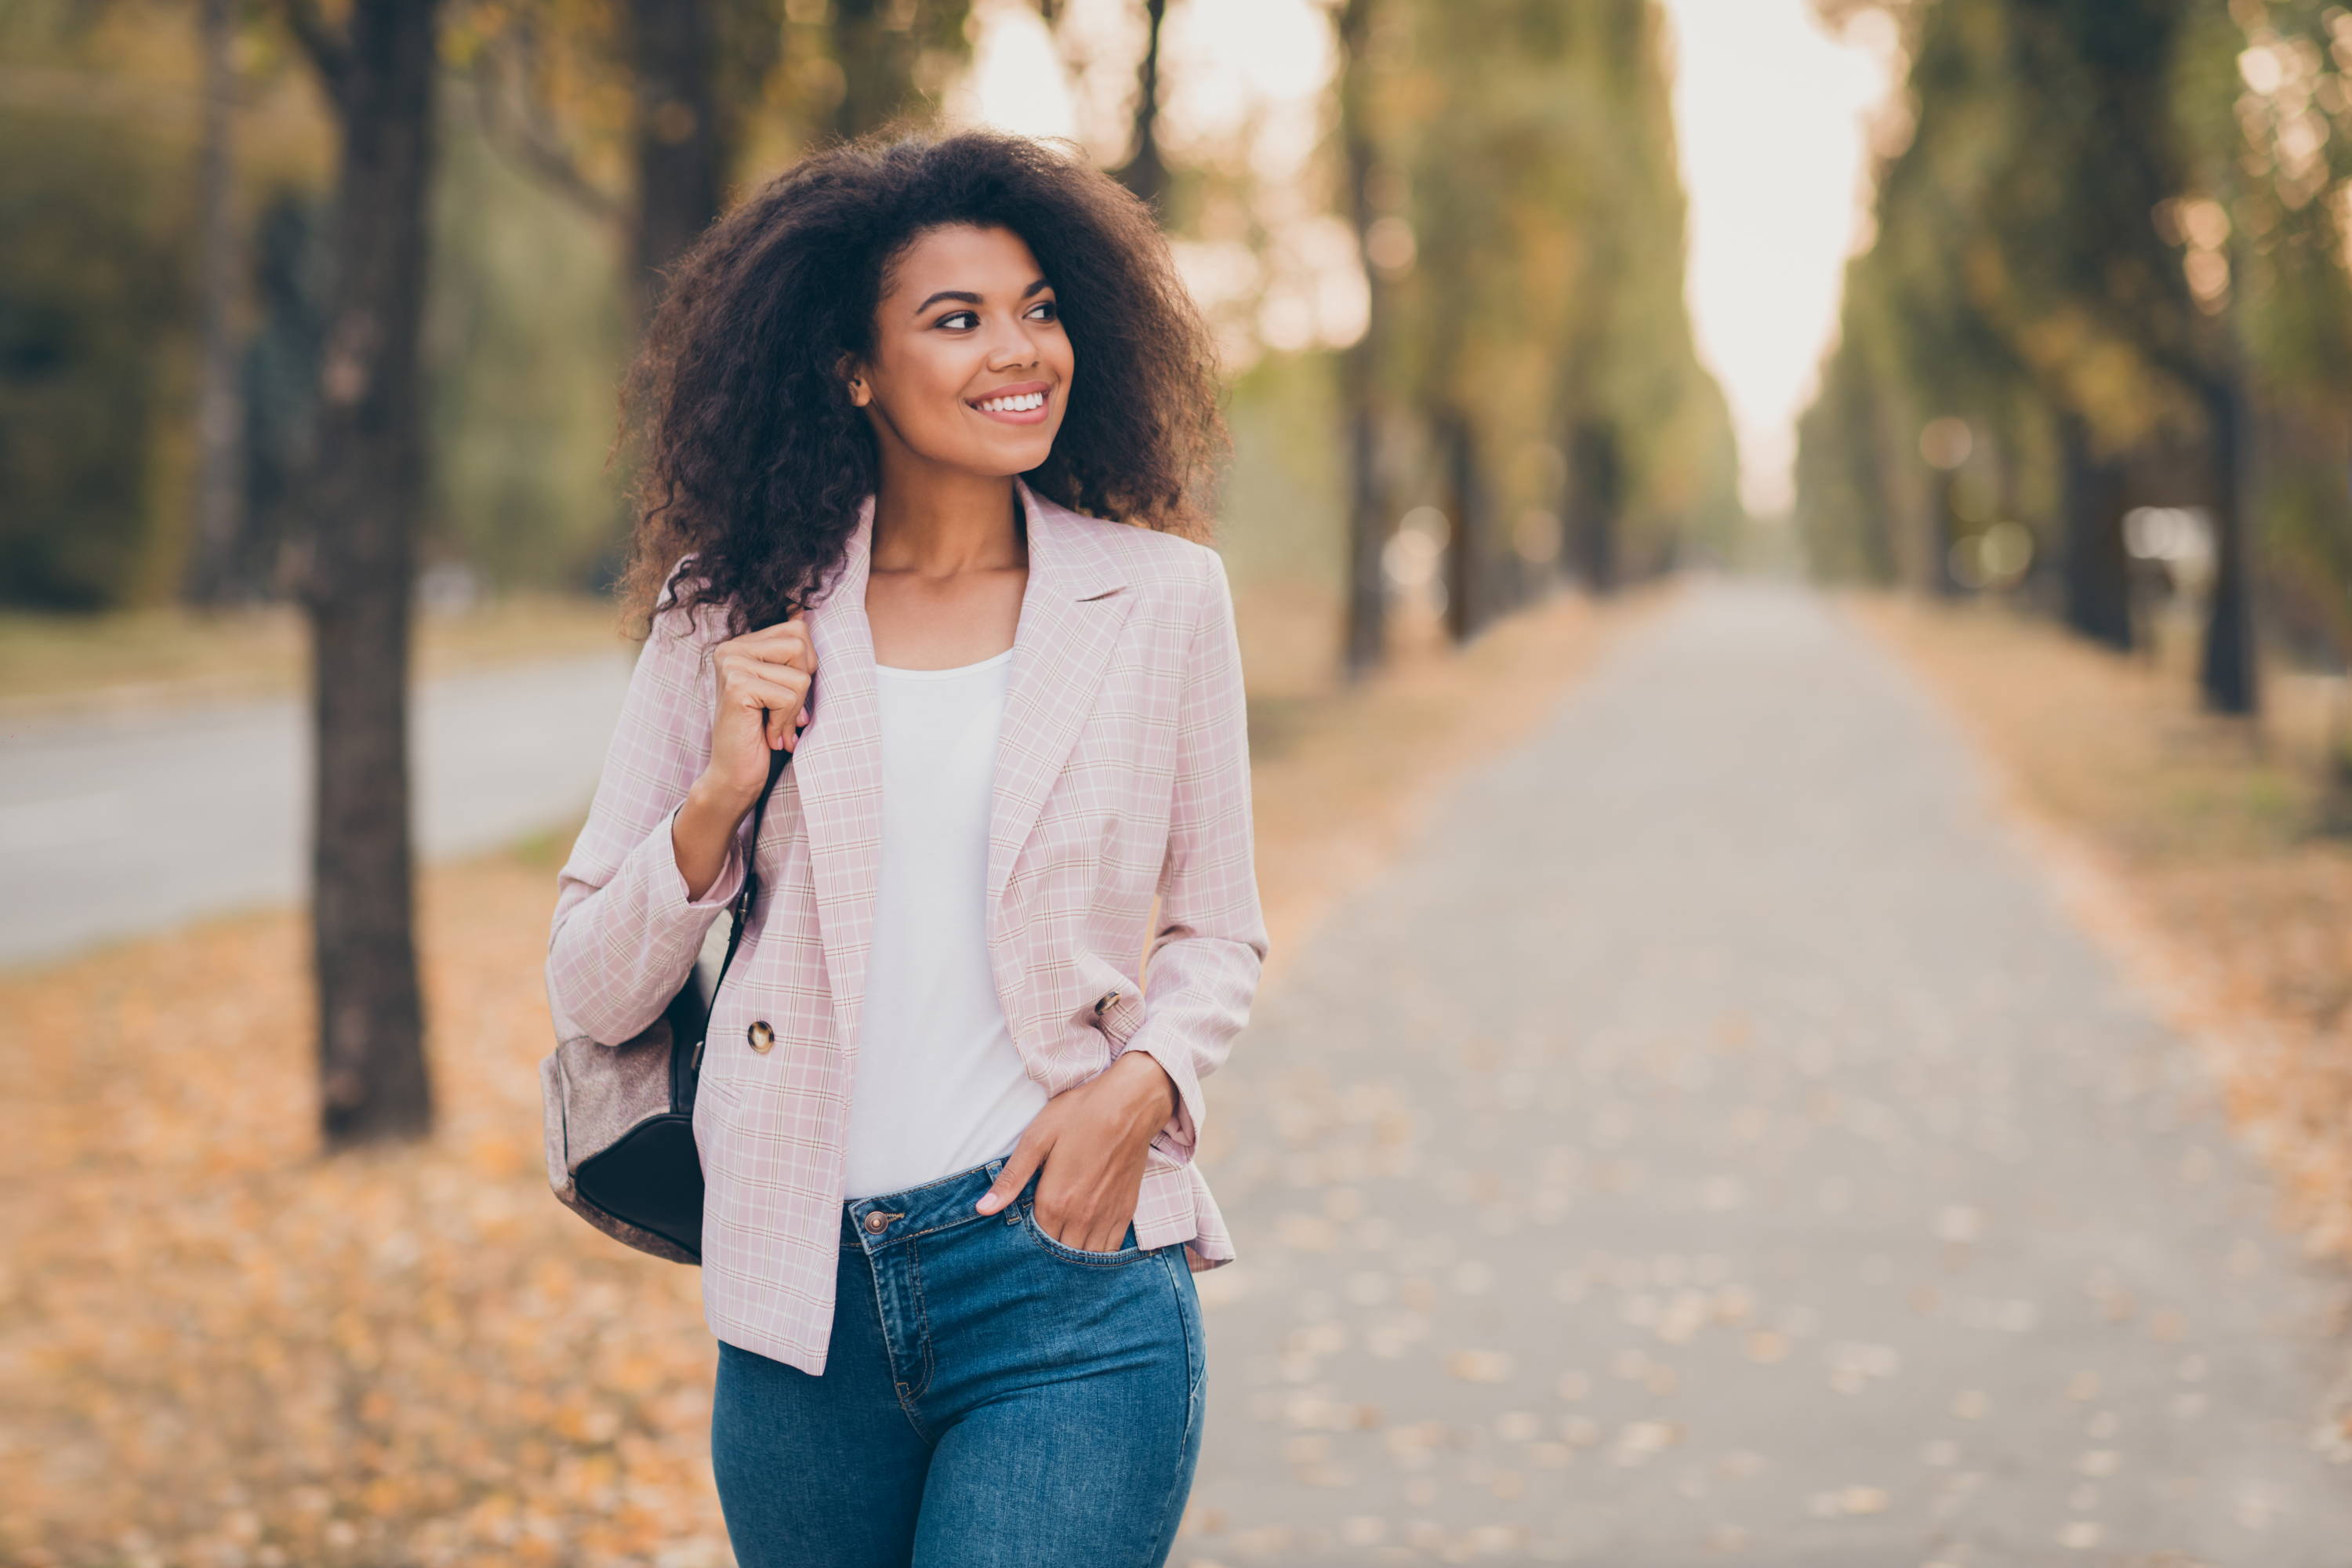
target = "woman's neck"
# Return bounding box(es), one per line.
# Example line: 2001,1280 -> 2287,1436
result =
869,464 -> 1026,580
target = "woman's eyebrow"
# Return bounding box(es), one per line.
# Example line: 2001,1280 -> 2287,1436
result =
911,278 -> 1054,314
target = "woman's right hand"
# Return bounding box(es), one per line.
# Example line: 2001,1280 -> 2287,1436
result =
674,613 -> 815,903
699,612 -> 817,810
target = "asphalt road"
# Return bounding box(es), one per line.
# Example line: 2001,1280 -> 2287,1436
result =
1178,579 -> 2352,1566
0,651 -> 633,967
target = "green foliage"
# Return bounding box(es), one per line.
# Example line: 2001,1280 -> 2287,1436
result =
1217,349 -> 1347,590
0,100 -> 194,610
426,103 -> 635,593
1795,326 -> 1904,583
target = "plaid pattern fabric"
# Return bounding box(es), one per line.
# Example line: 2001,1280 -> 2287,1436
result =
545,480 -> 1269,1374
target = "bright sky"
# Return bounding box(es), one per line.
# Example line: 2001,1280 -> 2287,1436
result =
1656,0 -> 1901,517
960,0 -> 1904,521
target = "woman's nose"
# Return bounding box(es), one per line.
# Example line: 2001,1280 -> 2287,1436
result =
989,324 -> 1041,371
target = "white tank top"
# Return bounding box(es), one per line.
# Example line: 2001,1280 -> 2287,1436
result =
839,647 -> 1049,1200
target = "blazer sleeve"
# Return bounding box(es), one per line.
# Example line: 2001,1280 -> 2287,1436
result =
1116,545 -> 1271,1166
545,575 -> 751,1047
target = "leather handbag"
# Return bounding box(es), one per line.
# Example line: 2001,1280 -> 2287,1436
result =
539,739 -> 795,1265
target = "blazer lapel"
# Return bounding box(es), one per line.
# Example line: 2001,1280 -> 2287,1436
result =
791,495 -> 884,1060
987,479 -> 1134,916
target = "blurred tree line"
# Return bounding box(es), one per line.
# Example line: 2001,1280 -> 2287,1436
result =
1796,0 -> 2352,726
0,0 -> 1728,1142
2,0 -> 1733,630
1332,0 -> 1740,671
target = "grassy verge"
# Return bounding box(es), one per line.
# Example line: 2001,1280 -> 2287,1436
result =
1853,593 -> 2352,1266
0,578 -> 1668,1566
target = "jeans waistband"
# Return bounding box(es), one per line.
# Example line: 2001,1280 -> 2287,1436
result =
839,1156 -> 1033,1251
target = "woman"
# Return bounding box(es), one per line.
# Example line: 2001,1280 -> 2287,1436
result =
543,129 -> 1267,1567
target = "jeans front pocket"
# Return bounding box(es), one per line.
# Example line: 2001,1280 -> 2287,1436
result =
1018,1198 -> 1151,1268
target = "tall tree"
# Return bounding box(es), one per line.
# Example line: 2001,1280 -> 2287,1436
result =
626,0 -> 729,321
1334,0 -> 1391,677
2001,0 -> 2258,710
1110,0 -> 1170,211
281,0 -> 445,1145
2056,408 -> 2134,648
1566,418 -> 1623,594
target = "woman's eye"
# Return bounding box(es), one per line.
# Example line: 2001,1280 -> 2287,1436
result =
932,302 -> 1054,329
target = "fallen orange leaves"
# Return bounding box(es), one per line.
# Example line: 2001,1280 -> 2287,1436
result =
0,865 -> 737,1568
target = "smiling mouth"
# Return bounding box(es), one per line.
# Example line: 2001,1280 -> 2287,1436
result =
971,389 -> 1048,414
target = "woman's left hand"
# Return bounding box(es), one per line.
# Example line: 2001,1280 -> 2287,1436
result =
975,1052 -> 1178,1250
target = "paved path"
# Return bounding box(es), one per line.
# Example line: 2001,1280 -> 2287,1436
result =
1181,579 -> 2352,1566
0,652 -> 633,967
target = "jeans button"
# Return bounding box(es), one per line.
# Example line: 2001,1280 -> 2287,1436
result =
864,1211 -> 888,1233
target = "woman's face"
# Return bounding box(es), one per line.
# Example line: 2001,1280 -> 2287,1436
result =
848,223 -> 1073,481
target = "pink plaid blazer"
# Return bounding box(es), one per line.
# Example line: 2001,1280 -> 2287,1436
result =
545,478 -> 1268,1374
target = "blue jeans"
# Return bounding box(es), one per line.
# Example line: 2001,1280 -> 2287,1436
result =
710,1156 -> 1207,1567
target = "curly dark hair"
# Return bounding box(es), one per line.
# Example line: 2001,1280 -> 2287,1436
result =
612,127 -> 1227,640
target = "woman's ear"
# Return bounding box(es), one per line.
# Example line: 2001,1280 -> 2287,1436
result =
838,354 -> 871,408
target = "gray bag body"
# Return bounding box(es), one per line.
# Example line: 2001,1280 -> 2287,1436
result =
540,739 -> 794,1265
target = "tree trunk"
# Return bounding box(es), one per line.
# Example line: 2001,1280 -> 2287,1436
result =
1436,407 -> 1488,641
1567,416 -> 1621,595
297,0 -> 442,1148
2198,373 -> 2259,715
1928,467 -> 1964,598
829,0 -> 916,140
2057,408 -> 2132,651
1343,399 -> 1388,678
626,0 -> 725,326
1337,0 -> 1385,681
186,0 -> 248,606
242,193 -> 332,601
1112,0 -> 1169,212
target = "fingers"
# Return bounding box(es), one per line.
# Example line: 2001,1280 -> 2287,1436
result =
715,648 -> 812,746
716,620 -> 815,735
1070,1196 -> 1134,1253
715,650 -> 814,702
722,675 -> 809,750
1046,1196 -> 1129,1252
975,1130 -> 1048,1216
732,615 -> 816,672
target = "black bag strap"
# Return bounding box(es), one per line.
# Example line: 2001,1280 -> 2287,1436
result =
713,735 -> 795,991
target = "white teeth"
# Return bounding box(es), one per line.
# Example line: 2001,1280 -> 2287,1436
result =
977,390 -> 1045,412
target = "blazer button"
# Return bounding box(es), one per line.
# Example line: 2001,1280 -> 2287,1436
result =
746,1021 -> 775,1054
1094,991 -> 1116,1014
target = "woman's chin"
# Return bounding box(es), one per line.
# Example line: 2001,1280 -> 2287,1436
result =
920,432 -> 1062,480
